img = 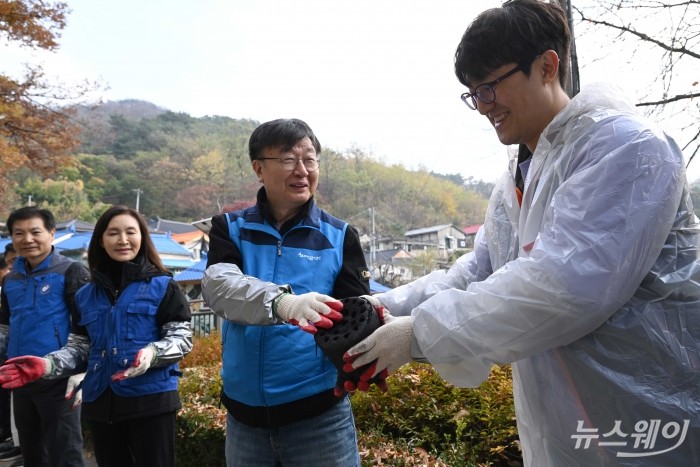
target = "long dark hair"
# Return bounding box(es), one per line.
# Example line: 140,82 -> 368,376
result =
88,205 -> 167,273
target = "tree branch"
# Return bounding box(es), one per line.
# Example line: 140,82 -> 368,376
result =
636,91 -> 700,106
576,9 -> 700,59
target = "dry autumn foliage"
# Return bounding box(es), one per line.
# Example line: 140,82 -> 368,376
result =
0,1 -> 87,203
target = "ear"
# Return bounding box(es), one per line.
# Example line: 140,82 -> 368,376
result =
252,160 -> 264,182
540,49 -> 560,85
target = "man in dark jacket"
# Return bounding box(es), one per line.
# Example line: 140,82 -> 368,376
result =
0,207 -> 90,467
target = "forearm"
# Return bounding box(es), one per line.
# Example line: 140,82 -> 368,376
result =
379,230 -> 490,315
44,333 -> 90,378
152,321 -> 193,367
202,262 -> 289,325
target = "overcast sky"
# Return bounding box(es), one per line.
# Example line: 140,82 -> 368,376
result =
5,0 -> 697,183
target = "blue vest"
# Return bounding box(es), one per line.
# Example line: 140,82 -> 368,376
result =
4,254 -> 73,359
222,204 -> 347,406
76,276 -> 179,401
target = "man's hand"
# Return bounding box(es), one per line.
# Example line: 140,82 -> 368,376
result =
342,312 -> 413,390
360,294 -> 390,323
274,292 -> 343,334
332,294 -> 389,396
65,372 -> 86,409
111,345 -> 156,381
0,356 -> 51,389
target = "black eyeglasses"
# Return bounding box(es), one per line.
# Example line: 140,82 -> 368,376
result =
460,65 -> 522,110
257,156 -> 320,172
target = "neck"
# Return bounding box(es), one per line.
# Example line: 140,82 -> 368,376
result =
527,91 -> 571,153
271,206 -> 300,228
26,253 -> 50,272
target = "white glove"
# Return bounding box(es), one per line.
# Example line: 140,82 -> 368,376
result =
344,310 -> 413,381
111,345 -> 156,381
360,294 -> 382,308
65,372 -> 86,409
274,292 -> 344,334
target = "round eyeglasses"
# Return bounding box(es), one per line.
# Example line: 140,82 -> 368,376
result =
257,156 -> 320,172
460,65 -> 522,110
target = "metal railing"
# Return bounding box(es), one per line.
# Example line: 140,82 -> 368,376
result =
189,299 -> 221,337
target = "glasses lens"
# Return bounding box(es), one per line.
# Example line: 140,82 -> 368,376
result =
279,158 -> 296,171
303,158 -> 319,172
461,93 -> 476,110
476,85 -> 495,105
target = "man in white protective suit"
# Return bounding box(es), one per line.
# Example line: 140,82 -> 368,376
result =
342,0 -> 700,465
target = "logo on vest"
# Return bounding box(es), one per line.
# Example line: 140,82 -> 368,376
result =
298,252 -> 321,261
40,284 -> 51,294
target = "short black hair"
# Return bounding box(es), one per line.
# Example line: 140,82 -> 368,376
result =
455,0 -> 570,88
4,243 -> 14,254
6,206 -> 56,234
248,118 -> 321,161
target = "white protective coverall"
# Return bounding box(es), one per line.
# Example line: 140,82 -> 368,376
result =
378,83 -> 700,466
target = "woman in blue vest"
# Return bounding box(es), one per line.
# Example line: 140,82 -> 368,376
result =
0,205 -> 193,467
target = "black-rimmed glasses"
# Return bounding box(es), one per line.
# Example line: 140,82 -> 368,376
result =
257,156 -> 320,172
460,65 -> 522,110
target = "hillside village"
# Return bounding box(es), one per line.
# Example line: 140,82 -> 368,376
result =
0,215 -> 482,335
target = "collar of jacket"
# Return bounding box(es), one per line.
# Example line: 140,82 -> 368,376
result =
13,247 -> 59,275
91,255 -> 167,299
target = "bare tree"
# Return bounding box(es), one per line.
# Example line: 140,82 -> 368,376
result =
570,0 -> 700,166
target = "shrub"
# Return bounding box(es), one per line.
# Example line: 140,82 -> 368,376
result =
177,332 -> 226,466
351,363 -> 521,466
176,332 -> 522,466
180,329 -> 222,369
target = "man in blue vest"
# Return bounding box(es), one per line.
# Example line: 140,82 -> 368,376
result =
202,118 -> 371,466
0,207 -> 90,467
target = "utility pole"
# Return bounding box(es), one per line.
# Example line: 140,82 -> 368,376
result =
133,188 -> 142,213
369,207 -> 377,277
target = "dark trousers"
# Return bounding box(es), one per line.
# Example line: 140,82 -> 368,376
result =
13,381 -> 84,467
0,385 -> 11,440
88,411 -> 176,467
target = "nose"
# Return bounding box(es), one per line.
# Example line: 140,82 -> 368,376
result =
118,233 -> 129,244
292,160 -> 309,175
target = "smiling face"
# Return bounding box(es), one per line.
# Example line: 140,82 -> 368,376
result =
100,213 -> 142,263
11,217 -> 55,269
470,52 -> 569,153
252,136 -> 319,225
